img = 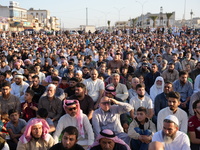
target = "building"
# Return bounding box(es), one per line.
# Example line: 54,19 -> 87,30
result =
175,17 -> 200,29
49,16 -> 60,31
0,5 -> 10,31
27,8 -> 50,30
133,12 -> 175,29
9,1 -> 28,31
115,21 -> 129,29
127,7 -> 175,29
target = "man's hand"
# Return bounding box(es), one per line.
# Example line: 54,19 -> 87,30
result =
109,98 -> 119,105
181,101 -> 187,108
141,135 -> 151,144
30,106 -> 38,111
20,91 -> 24,96
94,103 -> 99,109
138,135 -> 145,143
23,103 -> 28,110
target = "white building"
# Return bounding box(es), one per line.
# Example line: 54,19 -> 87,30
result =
115,21 -> 129,28
0,5 -> 10,18
27,8 -> 50,28
9,1 -> 27,22
0,5 -> 10,31
133,11 -> 175,28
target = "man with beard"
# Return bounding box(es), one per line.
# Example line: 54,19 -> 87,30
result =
16,118 -> 54,150
64,77 -> 79,98
27,75 -> 46,103
108,53 -> 123,73
83,69 -> 104,109
38,84 -> 62,125
90,129 -> 130,150
129,84 -> 153,119
0,81 -> 21,113
69,83 -> 94,120
134,63 -> 150,79
157,91 -> 188,133
53,100 -> 94,148
152,115 -> 190,150
12,62 -> 24,74
188,100 -> 200,150
75,70 -> 84,83
11,74 -> 29,103
189,61 -> 200,82
123,58 -> 135,74
153,82 -> 173,123
188,99 -> 200,150
162,62 -> 179,83
58,60 -> 68,77
107,73 -> 128,102
173,71 -> 193,112
42,77 -> 65,101
63,62 -> 75,77
43,69 -> 61,86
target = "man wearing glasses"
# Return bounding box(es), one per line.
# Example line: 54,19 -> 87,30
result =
53,100 -> 94,149
92,96 -> 133,145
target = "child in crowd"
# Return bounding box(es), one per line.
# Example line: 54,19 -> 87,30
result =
36,108 -> 56,133
1,112 -> 9,136
5,70 -> 13,82
59,77 -> 69,89
21,89 -> 38,122
126,74 -> 133,90
6,109 -> 27,149
128,107 -> 156,150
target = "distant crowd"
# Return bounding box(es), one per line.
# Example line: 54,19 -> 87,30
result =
0,27 -> 199,150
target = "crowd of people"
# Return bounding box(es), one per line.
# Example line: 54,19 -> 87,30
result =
0,27 -> 199,150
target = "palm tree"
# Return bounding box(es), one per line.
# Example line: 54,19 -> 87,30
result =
107,20 -> 111,30
166,13 -> 173,27
149,16 -> 158,28
131,18 -> 137,28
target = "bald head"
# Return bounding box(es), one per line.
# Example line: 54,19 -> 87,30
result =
148,141 -> 164,150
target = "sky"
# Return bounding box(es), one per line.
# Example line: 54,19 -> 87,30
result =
1,0 -> 200,28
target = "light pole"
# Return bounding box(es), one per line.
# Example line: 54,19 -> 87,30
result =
114,7 -> 125,21
136,0 -> 148,28
190,9 -> 193,28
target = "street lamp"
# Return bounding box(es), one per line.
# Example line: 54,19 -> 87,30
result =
114,7 -> 125,21
136,0 -> 148,28
190,9 -> 193,28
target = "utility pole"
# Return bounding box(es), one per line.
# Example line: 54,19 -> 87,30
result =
60,18 -> 61,32
190,9 -> 193,28
136,0 -> 148,29
86,7 -> 88,26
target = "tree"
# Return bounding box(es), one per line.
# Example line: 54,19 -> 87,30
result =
107,20 -> 111,31
131,18 -> 137,28
166,13 -> 173,27
149,16 -> 158,28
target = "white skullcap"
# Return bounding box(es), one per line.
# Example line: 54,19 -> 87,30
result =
76,70 -> 83,75
15,74 -> 24,79
47,84 -> 56,90
165,115 -> 179,126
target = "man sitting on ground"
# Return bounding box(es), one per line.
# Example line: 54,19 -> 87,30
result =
90,129 -> 130,150
17,118 -> 54,150
152,115 -> 190,150
49,126 -> 84,150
